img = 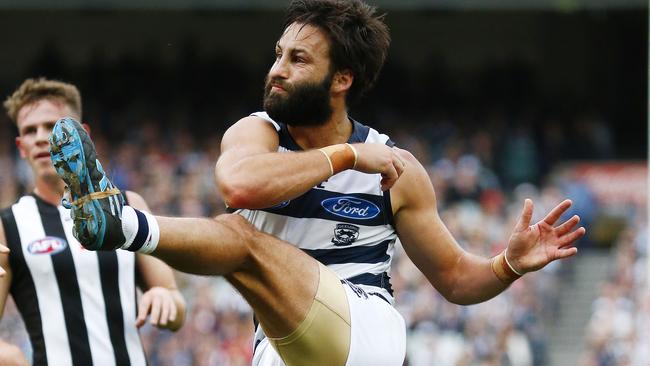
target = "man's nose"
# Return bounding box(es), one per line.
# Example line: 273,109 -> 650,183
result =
35,126 -> 51,145
269,56 -> 289,80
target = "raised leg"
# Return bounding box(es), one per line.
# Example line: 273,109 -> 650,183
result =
49,117 -> 321,339
153,214 -> 320,338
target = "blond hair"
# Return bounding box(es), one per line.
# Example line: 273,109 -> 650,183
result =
3,77 -> 82,124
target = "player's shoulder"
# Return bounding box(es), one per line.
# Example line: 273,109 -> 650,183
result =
390,148 -> 435,210
222,114 -> 281,148
394,147 -> 419,166
234,112 -> 279,129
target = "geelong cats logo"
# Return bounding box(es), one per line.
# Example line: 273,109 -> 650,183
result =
331,224 -> 360,246
28,236 -> 67,255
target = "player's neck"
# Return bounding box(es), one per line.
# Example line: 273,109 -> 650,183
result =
288,108 -> 352,149
33,177 -> 65,207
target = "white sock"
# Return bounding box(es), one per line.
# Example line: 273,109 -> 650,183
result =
120,206 -> 160,254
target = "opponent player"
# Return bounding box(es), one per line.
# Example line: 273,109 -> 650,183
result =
39,1 -> 583,365
0,78 -> 186,366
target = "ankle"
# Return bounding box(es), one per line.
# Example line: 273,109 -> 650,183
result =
120,206 -> 160,253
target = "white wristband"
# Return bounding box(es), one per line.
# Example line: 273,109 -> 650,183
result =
318,149 -> 334,176
345,143 -> 358,169
504,249 -> 524,276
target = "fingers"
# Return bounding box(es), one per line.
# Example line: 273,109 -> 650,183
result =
392,154 -> 405,177
380,149 -> 406,191
135,295 -> 152,328
558,226 -> 586,247
555,215 -> 580,236
514,199 -> 534,232
380,164 -> 399,191
392,147 -> 407,168
555,246 -> 578,259
136,289 -> 177,328
543,199 -> 572,226
169,297 -> 178,323
149,296 -> 162,326
158,298 -> 170,327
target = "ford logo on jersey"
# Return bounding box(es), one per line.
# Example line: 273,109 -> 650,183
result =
27,236 -> 68,255
321,196 -> 380,219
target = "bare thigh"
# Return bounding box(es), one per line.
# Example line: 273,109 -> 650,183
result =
154,214 -> 320,338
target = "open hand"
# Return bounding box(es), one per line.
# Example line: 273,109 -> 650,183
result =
136,286 -> 179,329
507,199 -> 585,273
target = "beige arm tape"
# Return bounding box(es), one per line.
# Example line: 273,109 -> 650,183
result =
318,143 -> 357,176
491,250 -> 523,284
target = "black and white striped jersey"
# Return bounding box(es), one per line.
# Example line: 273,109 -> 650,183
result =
0,194 -> 146,366
236,112 -> 398,303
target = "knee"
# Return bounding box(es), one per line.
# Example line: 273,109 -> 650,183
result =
215,214 -> 259,245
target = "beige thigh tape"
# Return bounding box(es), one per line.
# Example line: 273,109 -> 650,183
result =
268,263 -> 351,366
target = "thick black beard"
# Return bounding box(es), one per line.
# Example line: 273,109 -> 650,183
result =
263,72 -> 333,127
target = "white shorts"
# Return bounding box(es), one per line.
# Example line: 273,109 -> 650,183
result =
252,280 -> 406,366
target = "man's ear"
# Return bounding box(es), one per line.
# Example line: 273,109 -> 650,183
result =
15,136 -> 27,159
332,70 -> 354,94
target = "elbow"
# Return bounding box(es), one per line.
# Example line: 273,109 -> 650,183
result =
217,168 -> 256,209
430,271 -> 480,306
436,285 -> 463,305
437,286 -> 477,306
219,178 -> 264,209
446,293 -> 477,306
437,281 -> 490,306
220,183 -> 253,209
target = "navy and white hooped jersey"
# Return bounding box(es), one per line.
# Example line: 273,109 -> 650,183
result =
236,111 -> 398,303
0,194 -> 146,366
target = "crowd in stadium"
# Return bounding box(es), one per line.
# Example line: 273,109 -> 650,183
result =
0,98 -> 645,365
580,223 -> 648,366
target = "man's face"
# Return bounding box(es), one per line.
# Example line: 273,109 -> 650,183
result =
263,23 -> 335,126
15,99 -> 76,182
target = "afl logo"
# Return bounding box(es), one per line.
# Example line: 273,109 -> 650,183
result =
28,237 -> 68,255
321,196 -> 380,220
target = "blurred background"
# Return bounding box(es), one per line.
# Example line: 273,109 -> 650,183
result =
0,0 -> 647,365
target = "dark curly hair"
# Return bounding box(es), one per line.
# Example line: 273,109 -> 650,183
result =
283,0 -> 390,105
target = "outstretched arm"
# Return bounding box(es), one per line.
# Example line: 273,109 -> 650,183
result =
391,149 -> 585,305
216,116 -> 405,209
126,192 -> 186,331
